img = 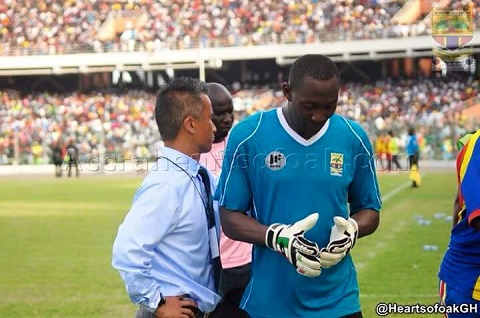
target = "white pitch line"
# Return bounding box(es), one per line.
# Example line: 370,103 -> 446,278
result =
381,173 -> 428,203
382,182 -> 411,202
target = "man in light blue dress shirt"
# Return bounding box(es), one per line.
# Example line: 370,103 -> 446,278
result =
112,77 -> 222,318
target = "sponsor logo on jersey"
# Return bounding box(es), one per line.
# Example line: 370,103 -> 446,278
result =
266,151 -> 286,171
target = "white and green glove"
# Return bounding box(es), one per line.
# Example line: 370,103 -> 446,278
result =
265,213 -> 322,277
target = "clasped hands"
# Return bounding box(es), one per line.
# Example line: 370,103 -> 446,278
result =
265,213 -> 358,277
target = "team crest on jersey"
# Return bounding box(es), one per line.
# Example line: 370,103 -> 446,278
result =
330,153 -> 343,176
265,151 -> 286,171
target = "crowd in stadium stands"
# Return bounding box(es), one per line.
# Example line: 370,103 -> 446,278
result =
0,90 -> 159,165
0,76 -> 478,165
5,0 -> 477,55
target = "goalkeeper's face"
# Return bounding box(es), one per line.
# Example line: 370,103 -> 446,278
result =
285,76 -> 339,132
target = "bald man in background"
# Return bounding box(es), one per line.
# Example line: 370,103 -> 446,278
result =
200,83 -> 251,318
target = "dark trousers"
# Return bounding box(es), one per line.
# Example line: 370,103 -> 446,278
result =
409,153 -> 419,169
211,263 -> 251,318
392,154 -> 402,170
67,162 -> 79,177
54,164 -> 62,177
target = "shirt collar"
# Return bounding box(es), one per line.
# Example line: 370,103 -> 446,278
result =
160,146 -> 202,177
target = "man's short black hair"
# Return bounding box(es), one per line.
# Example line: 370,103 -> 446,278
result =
288,54 -> 340,89
155,77 -> 208,141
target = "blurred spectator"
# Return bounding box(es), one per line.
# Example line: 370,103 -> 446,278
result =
5,0 -> 474,55
51,139 -> 63,177
388,130 -> 403,171
0,76 -> 479,165
65,138 -> 79,177
407,127 -> 420,169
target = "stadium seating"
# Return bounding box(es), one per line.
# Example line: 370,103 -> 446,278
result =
3,0 -> 478,55
0,76 -> 478,165
0,0 -> 478,165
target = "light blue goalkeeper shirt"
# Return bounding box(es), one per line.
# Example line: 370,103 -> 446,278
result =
215,108 -> 382,318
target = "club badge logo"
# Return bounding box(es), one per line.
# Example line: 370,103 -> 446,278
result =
431,5 -> 476,74
330,153 -> 343,177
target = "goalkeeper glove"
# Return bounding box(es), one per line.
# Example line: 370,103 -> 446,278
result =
265,213 -> 322,277
318,248 -> 346,268
325,216 -> 358,254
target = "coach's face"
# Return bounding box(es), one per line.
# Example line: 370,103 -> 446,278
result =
193,94 -> 216,154
284,75 -> 339,133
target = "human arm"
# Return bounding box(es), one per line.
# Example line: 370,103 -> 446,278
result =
460,134 -> 480,230
462,181 -> 480,230
349,125 -> 382,236
221,207 -> 267,244
215,118 -> 264,244
215,118 -> 321,276
347,125 -> 382,238
320,125 -> 381,265
221,207 -> 322,277
112,183 -> 187,313
453,191 -> 461,227
351,208 -> 380,238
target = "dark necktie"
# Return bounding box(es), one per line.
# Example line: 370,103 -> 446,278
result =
197,166 -> 223,292
198,167 -> 215,228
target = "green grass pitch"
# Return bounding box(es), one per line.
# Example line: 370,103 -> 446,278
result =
0,171 -> 457,317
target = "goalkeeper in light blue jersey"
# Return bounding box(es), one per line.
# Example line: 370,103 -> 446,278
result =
214,54 -> 382,318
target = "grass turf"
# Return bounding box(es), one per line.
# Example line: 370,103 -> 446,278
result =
0,171 -> 457,317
